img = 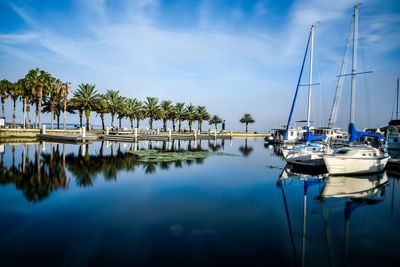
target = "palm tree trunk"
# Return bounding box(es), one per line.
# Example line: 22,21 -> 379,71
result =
111,113 -> 115,127
26,101 -> 31,129
63,92 -> 67,130
57,114 -> 60,129
51,101 -> 54,129
150,117 -> 153,130
12,98 -> 16,128
179,120 -> 182,132
163,119 -> 167,131
130,118 -> 134,130
1,97 -> 4,118
35,102 -> 38,128
101,113 -> 105,130
172,119 -> 176,131
23,97 -> 26,129
246,123 -> 248,133
79,110 -> 83,128
119,117 -> 122,128
38,86 -> 42,129
85,110 -> 90,131
215,123 -> 217,131
198,120 -> 202,132
136,119 -> 140,128
189,121 -> 192,132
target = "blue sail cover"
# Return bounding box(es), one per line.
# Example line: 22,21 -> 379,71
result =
348,123 -> 386,142
305,127 -> 327,142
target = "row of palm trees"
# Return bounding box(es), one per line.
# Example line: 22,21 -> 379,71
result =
0,68 -> 256,132
0,68 -> 72,130
69,83 -> 225,131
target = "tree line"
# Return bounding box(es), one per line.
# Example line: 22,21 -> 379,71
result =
0,68 -> 256,132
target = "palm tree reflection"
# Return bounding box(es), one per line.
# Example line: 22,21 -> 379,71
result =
239,139 -> 253,157
1,140 -> 213,202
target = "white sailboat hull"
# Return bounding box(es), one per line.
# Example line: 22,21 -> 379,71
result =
282,143 -> 331,166
323,155 -> 389,175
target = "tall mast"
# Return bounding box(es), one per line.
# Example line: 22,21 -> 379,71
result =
307,25 -> 314,128
350,5 -> 359,124
396,78 -> 399,120
328,21 -> 352,128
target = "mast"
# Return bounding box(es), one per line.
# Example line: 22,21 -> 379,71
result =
328,21 -> 352,128
396,78 -> 399,120
307,25 -> 315,128
350,5 -> 359,124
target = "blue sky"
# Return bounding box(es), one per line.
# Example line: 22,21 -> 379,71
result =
0,0 -> 399,131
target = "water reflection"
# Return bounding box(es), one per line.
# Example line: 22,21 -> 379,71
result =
239,138 -> 254,157
320,172 -> 388,267
0,144 -> 70,203
278,165 -> 390,267
0,140 -> 224,203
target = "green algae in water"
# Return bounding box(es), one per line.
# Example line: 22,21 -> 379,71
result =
126,150 -> 238,163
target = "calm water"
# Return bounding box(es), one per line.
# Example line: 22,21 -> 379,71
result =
0,139 -> 399,266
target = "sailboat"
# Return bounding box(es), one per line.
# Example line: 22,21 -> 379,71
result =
323,5 -> 389,175
282,25 -> 331,167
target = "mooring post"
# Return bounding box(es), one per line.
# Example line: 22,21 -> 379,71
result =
194,130 -> 197,140
82,127 -> 86,138
157,129 -> 160,135
106,127 -> 109,135
214,130 -> 217,138
230,131 -> 233,139
42,141 -> 46,151
41,124 -> 46,135
168,128 -> 172,140
81,144 -> 85,156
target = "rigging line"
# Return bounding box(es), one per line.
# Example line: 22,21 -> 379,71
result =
358,24 -> 373,128
314,33 -> 325,127
328,18 -> 353,128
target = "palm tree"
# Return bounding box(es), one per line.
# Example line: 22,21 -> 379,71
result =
126,98 -> 143,130
209,115 -> 222,131
105,90 -> 123,127
117,97 -> 127,128
195,106 -> 210,132
8,82 -> 23,128
169,105 -> 177,131
71,83 -> 103,130
60,82 -> 72,130
0,79 -> 12,118
25,68 -> 55,129
94,94 -> 108,131
160,100 -> 173,131
43,92 -> 68,129
67,98 -> 84,128
18,78 -> 32,129
144,97 -> 161,130
239,113 -> 255,133
184,104 -> 196,132
175,102 -> 185,132
49,80 -> 62,129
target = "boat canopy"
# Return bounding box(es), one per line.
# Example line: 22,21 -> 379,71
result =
305,127 -> 327,142
348,123 -> 386,142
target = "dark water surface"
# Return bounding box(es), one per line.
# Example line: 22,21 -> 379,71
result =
0,139 -> 399,266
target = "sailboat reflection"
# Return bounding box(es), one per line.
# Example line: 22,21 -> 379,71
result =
278,165 -> 327,267
319,172 -> 388,267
